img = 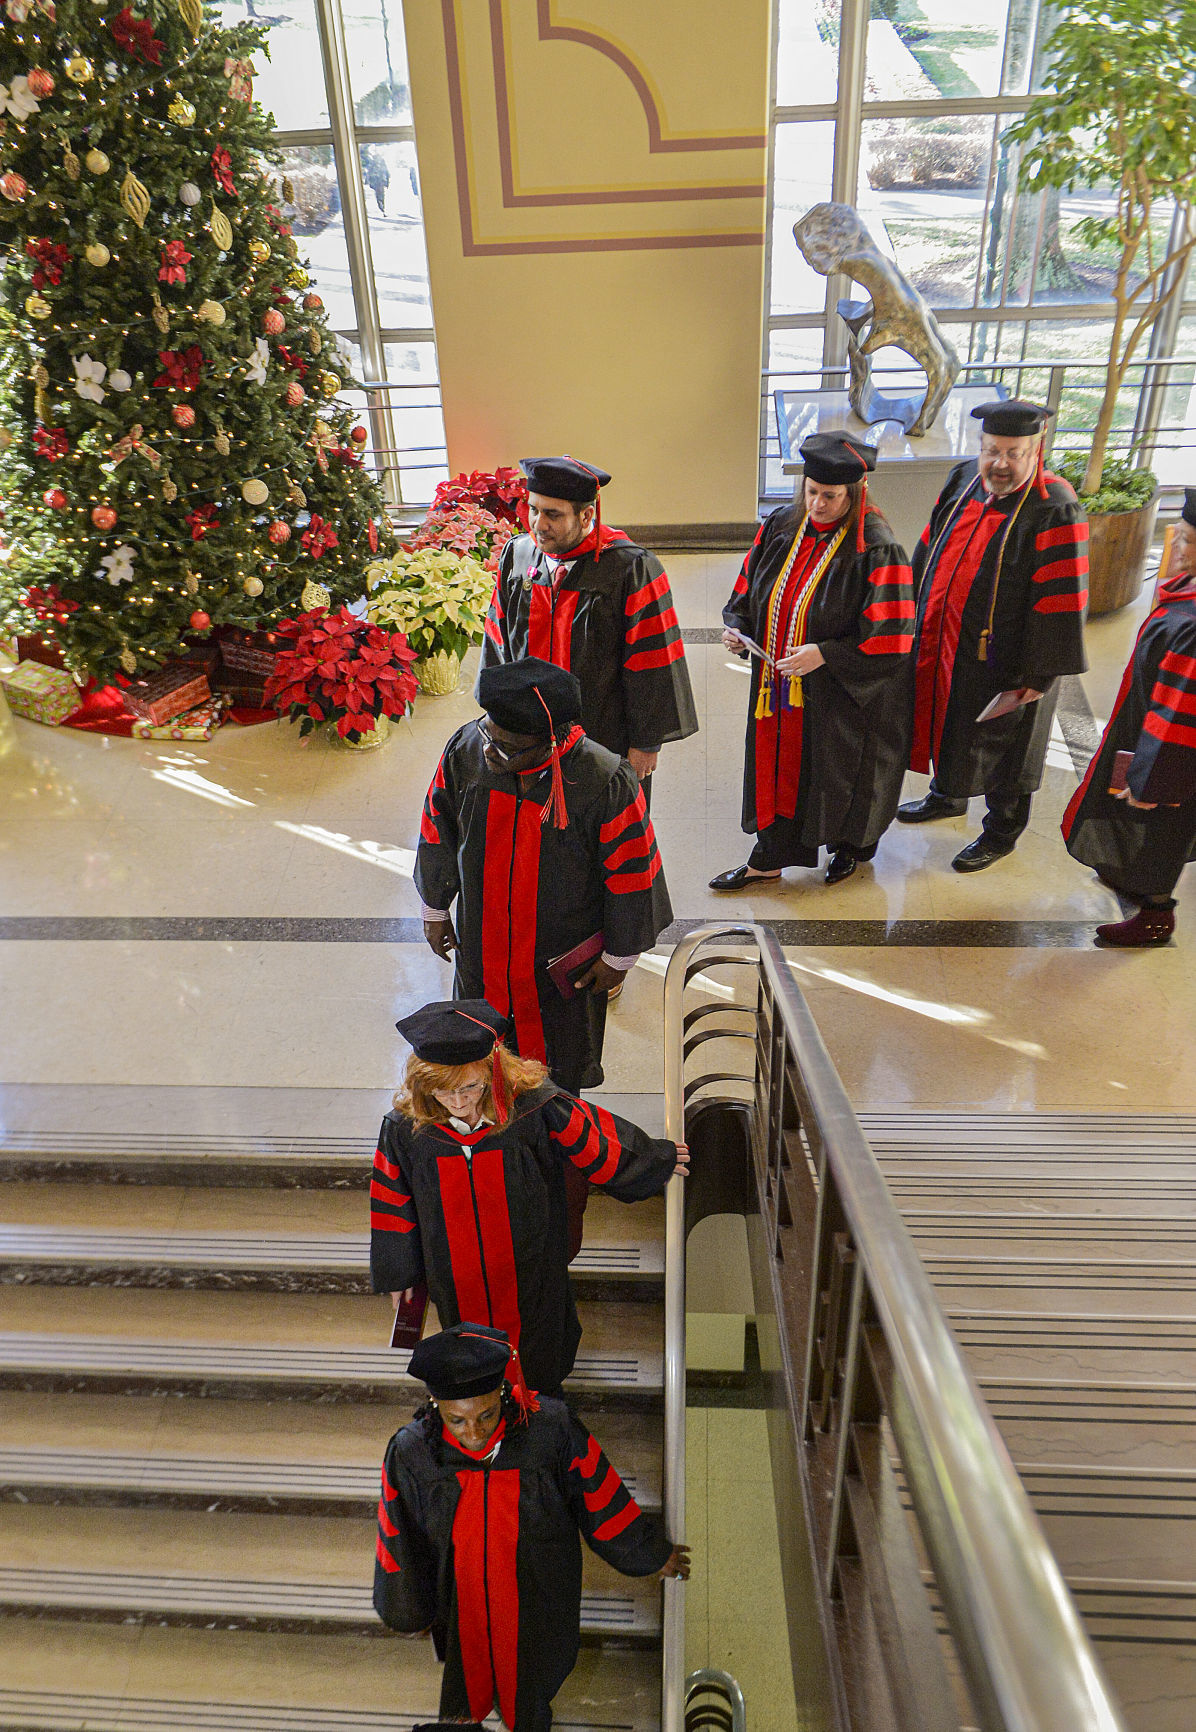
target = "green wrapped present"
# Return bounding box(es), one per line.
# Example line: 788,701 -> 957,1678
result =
0,660 -> 82,726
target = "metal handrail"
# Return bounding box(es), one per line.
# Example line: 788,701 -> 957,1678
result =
661,924 -> 1128,1732
686,1667 -> 748,1731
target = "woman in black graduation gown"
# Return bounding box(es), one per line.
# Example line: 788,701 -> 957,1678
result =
374,1324 -> 689,1730
711,432 -> 915,889
370,1000 -> 686,1396
1063,491 -> 1196,947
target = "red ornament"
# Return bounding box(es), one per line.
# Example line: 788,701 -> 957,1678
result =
262,309 -> 285,336
172,403 -> 197,429
0,172 -> 29,204
349,424 -> 368,445
42,487 -> 68,511
368,519 -> 379,553
302,293 -> 323,312
91,505 -> 117,531
267,520 -> 292,545
284,381 -> 305,407
26,69 -> 56,98
189,611 -> 211,631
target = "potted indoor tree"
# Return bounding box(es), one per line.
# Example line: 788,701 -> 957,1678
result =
1004,0 -> 1196,614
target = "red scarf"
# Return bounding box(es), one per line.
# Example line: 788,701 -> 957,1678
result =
540,522 -> 630,567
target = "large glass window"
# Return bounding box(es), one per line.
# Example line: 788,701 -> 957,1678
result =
217,0 -> 445,514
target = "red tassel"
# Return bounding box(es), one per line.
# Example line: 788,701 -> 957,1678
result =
1035,440 -> 1048,500
490,1045 -> 510,1126
534,686 -> 569,829
857,478 -> 868,553
505,1345 -> 540,1419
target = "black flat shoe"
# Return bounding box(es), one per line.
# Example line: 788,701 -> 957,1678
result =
897,793 -> 968,824
708,864 -> 782,891
951,836 -> 1016,872
824,850 -> 858,885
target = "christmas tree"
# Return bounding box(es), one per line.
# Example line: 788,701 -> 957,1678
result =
0,0 -> 397,684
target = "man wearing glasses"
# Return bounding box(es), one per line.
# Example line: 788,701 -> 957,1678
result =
414,658 -> 673,1106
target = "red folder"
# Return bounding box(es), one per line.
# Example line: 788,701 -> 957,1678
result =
547,931 -> 604,1000
1108,750 -> 1134,794
389,1284 -> 429,1349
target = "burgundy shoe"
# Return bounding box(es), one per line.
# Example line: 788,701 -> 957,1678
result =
1094,903 -> 1176,948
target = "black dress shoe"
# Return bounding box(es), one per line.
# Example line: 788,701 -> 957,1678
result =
951,835 -> 1016,872
897,792 -> 968,823
824,850 -> 857,885
709,864 -> 781,891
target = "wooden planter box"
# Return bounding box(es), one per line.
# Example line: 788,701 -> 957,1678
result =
1086,491 -> 1160,618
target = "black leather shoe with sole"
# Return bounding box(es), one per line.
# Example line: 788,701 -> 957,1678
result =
951,836 -> 1016,872
708,865 -> 781,891
896,793 -> 968,823
824,851 -> 858,885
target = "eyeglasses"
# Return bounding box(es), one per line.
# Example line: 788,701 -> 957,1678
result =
477,720 -> 541,763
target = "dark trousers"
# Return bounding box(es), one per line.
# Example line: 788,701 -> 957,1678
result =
929,775 -> 1032,845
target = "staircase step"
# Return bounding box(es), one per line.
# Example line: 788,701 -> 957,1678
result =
948,1312 -> 1196,1381
0,1288 -> 663,1405
0,1505 -> 662,1640
0,1393 -> 661,1514
0,1619 -> 660,1730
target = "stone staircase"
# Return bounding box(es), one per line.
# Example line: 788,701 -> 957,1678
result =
0,1121 -> 669,1731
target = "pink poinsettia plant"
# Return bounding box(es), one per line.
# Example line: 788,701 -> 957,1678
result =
263,606 -> 418,742
431,466 -> 529,529
409,500 -> 515,574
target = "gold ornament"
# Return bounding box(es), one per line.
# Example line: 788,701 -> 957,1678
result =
308,330 -> 322,355
34,385 -> 50,421
84,148 -> 110,175
176,0 -> 203,38
119,647 -> 137,675
31,364 -> 49,389
196,298 -> 226,325
151,291 -> 170,333
318,371 -> 341,400
288,483 -> 306,508
120,171 -> 151,229
248,238 -> 271,266
284,237 -> 300,259
0,428 -> 11,452
185,570 -> 200,594
167,96 -> 196,127
85,241 -> 110,266
281,177 -> 295,203
65,56 -> 95,85
63,146 -> 81,182
162,477 -> 179,502
214,431 -> 231,456
301,579 -> 332,612
209,200 -> 233,252
243,574 -> 264,598
25,294 -> 52,320
241,478 -> 269,506
288,265 -> 309,290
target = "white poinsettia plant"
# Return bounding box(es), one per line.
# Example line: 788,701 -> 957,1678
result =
364,545 -> 495,662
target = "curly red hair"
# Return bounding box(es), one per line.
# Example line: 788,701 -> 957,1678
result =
394,1042 -> 549,1132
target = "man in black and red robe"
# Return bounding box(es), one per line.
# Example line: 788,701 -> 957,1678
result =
415,658 -> 672,1093
374,1324 -> 688,1731
478,455 -> 698,792
1063,491 -> 1196,947
898,400 -> 1089,870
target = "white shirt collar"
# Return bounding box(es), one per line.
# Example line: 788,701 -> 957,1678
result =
447,1113 -> 493,1137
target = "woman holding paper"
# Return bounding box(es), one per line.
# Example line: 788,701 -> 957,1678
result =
712,432 -> 915,889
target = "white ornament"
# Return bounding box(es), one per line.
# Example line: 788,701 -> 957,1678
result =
332,333 -> 355,369
243,575 -> 264,597
108,369 -> 132,392
244,336 -> 269,386
72,353 -> 107,404
179,181 -> 202,206
0,76 -> 39,120
241,478 -> 269,506
96,544 -> 136,586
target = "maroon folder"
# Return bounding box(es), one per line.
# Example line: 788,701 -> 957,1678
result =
547,931 -> 605,1000
389,1283 -> 429,1349
1108,750 -> 1134,794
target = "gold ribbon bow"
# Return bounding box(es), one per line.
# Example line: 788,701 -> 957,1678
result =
223,57 -> 255,99
109,424 -> 161,469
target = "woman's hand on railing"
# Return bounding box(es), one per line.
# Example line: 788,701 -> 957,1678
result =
658,1544 -> 691,1580
671,1142 -> 690,1179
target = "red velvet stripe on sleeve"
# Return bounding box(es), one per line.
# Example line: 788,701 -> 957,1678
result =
625,571 -> 671,614
1037,520 -> 1089,551
1033,591 -> 1088,614
624,637 -> 686,673
1161,649 -> 1196,680
593,1500 -> 641,1542
1143,709 -> 1196,747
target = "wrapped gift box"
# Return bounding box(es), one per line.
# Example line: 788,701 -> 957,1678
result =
175,640 -> 222,678
124,667 -> 211,726
131,695 -> 229,740
220,680 -> 276,710
1,660 -> 82,725
220,627 -> 285,678
16,633 -> 66,670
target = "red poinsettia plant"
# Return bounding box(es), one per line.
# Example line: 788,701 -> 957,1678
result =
264,606 -> 418,742
432,466 -> 529,529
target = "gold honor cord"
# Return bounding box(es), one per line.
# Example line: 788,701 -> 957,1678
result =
920,474 -> 1036,665
757,514 -> 850,718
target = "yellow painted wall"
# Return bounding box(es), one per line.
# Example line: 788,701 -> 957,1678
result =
402,0 -> 772,526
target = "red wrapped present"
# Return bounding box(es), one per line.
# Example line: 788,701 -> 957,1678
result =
131,695 -> 229,740
16,633 -> 66,670
176,639 -> 222,678
219,627 -> 285,678
123,668 -> 211,726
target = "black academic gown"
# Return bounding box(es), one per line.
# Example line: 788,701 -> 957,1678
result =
479,528 -> 699,757
414,723 -> 672,1090
375,1399 -> 671,1730
369,1083 -> 676,1393
908,461 -> 1089,797
1063,583 -> 1196,898
722,506 -> 915,866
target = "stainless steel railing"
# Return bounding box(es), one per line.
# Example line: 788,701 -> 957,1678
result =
686,1667 -> 747,1731
660,923 -> 1128,1732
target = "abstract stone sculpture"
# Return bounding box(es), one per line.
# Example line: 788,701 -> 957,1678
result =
794,202 -> 961,436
